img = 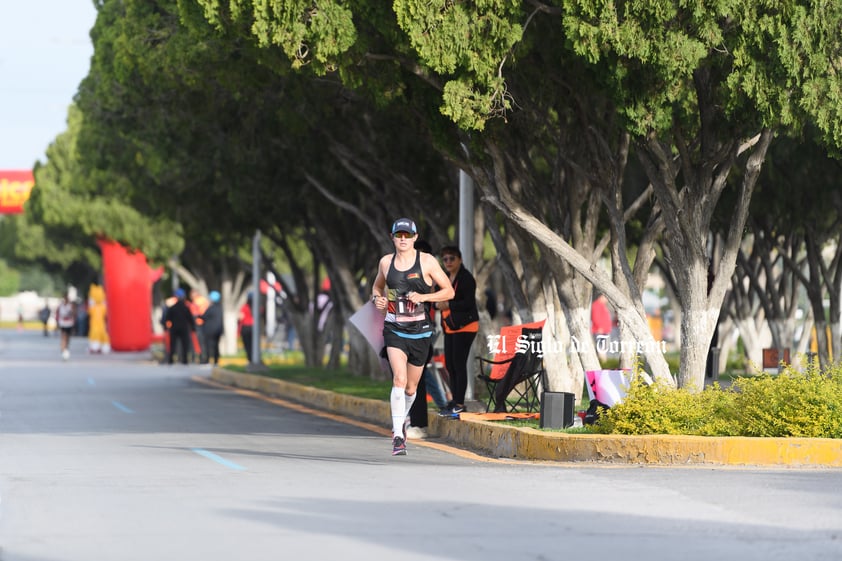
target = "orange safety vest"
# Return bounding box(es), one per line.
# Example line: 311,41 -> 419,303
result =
188,295 -> 210,325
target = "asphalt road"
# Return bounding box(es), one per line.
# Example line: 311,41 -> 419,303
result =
2,328 -> 842,561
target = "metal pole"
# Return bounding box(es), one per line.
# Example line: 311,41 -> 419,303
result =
459,169 -> 476,400
313,256 -> 320,365
459,170 -> 474,272
252,230 -> 261,364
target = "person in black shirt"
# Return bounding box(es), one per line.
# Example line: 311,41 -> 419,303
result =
200,291 -> 224,365
436,245 -> 480,416
165,289 -> 195,365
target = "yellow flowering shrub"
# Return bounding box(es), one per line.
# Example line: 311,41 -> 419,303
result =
591,365 -> 842,438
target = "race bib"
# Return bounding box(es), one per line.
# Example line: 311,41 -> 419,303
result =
388,291 -> 425,323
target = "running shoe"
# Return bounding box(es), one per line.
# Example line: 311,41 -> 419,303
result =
392,436 -> 407,456
438,404 -> 464,417
439,401 -> 455,414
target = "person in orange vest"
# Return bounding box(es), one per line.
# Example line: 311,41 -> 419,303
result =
188,289 -> 210,363
435,245 -> 480,416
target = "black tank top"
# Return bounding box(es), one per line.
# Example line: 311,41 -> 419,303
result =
385,250 -> 433,333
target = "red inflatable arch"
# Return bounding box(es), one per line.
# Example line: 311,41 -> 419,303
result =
98,239 -> 163,351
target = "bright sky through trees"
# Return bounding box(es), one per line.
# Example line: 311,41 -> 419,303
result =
0,1 -> 96,169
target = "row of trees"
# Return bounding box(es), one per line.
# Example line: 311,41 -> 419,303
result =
3,1 -> 842,393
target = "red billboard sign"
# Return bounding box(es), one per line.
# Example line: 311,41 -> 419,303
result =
0,170 -> 35,214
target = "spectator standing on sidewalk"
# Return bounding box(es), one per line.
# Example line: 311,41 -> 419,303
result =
238,293 -> 255,363
166,289 -> 195,365
188,289 -> 210,363
200,291 -> 224,365
436,245 -> 479,417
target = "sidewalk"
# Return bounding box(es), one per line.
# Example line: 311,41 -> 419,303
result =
207,368 -> 842,468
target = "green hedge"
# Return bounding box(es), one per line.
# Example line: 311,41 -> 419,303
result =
593,364 -> 842,438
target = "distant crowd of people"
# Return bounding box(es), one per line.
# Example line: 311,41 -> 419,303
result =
160,288 -> 224,365
30,286 -> 240,364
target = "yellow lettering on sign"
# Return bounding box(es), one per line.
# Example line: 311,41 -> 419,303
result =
0,178 -> 35,213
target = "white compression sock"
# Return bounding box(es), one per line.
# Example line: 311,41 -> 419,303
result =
403,391 -> 417,420
391,387 -> 406,437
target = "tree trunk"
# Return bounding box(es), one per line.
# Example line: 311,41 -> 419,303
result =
638,126 -> 774,390
538,280 -> 575,394
733,316 -> 770,372
490,194 -> 674,385
471,141 -> 674,386
677,261 -> 719,389
797,313 -> 815,364
811,313 -> 831,370
559,302 -> 593,403
717,315 -> 736,375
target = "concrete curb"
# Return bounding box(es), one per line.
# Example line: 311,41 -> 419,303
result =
209,368 -> 842,468
210,368 -> 391,422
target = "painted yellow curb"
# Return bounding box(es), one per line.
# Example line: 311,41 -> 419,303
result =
208,369 -> 842,467
445,414 -> 842,467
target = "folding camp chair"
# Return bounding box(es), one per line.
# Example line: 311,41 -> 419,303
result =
477,324 -> 546,413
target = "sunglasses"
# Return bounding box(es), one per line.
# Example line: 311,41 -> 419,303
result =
393,231 -> 415,239
441,255 -> 458,263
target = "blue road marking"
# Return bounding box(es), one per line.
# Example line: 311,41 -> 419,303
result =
87,377 -> 96,386
191,448 -> 247,471
111,401 -> 134,414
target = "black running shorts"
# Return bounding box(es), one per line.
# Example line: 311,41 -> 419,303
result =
383,327 -> 433,367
